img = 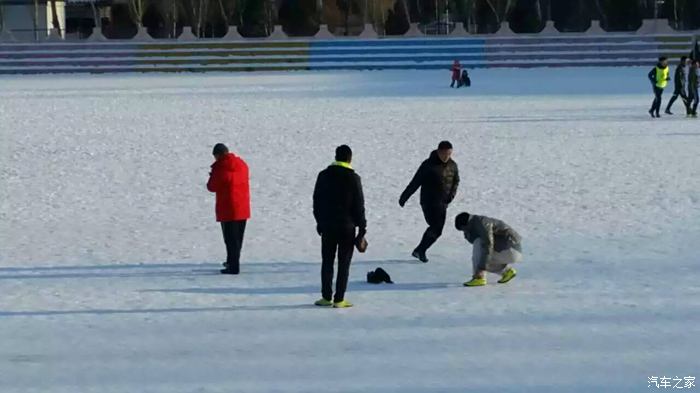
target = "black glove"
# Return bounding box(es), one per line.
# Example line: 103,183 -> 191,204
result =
357,227 -> 366,240
399,196 -> 406,207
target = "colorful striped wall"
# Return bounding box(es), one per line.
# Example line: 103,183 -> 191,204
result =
0,34 -> 696,75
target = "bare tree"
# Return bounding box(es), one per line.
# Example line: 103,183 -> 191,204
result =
50,0 -> 61,33
236,0 -> 274,36
396,0 -> 412,30
483,0 -> 499,23
216,0 -> 229,25
129,0 -> 148,26
89,0 -> 100,28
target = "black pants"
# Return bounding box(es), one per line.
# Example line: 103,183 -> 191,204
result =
651,87 -> 664,115
416,204 -> 447,253
690,89 -> 699,114
321,227 -> 355,302
221,220 -> 246,273
666,90 -> 689,113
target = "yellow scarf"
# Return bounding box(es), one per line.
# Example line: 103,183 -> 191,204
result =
332,161 -> 353,169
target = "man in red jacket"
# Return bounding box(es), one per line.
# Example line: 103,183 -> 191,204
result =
207,143 -> 250,275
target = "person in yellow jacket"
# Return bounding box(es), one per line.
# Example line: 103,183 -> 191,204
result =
648,57 -> 671,118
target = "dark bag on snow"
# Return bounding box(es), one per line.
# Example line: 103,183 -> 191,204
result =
367,267 -> 393,284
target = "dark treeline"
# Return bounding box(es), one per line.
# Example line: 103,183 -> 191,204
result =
9,0 -> 697,38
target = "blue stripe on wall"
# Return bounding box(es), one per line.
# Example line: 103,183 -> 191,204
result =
309,46 -> 486,55
309,38 -> 486,69
310,38 -> 486,48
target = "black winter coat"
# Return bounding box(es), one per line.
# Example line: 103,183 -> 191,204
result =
400,150 -> 460,207
673,64 -> 687,92
690,67 -> 699,91
313,164 -> 367,232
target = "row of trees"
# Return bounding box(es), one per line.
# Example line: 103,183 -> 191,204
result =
116,0 -> 698,38
2,1 -> 697,39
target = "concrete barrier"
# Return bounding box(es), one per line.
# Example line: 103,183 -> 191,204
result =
540,21 -> 559,35
495,22 -> 515,36
222,26 -> 243,40
269,25 -> 287,40
638,19 -> 676,35
87,26 -> 106,42
359,24 -> 377,39
405,23 -> 422,37
587,20 -> 606,35
134,26 -> 153,41
315,25 -> 334,39
178,27 -> 198,41
451,23 -> 469,37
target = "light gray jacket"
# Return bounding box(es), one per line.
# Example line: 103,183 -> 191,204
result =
460,215 -> 522,269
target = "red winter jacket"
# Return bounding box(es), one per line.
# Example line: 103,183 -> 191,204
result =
207,153 -> 251,222
451,63 -> 461,80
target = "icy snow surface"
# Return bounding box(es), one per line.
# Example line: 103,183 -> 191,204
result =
1,68 -> 699,392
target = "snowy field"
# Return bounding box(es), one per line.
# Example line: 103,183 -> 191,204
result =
1,68 -> 699,392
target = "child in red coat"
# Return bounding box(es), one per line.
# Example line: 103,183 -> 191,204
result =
450,60 -> 461,88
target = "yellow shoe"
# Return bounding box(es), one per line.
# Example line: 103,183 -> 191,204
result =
333,300 -> 353,308
463,277 -> 487,287
314,298 -> 333,307
498,268 -> 517,284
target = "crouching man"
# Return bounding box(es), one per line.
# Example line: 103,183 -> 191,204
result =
454,212 -> 522,287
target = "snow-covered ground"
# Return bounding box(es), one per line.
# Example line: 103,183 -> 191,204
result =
1,68 -> 699,392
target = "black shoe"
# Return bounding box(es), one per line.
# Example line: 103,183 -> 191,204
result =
649,109 -> 655,118
222,261 -> 229,268
655,112 -> 661,118
220,269 -> 239,275
665,109 -> 673,115
412,249 -> 429,263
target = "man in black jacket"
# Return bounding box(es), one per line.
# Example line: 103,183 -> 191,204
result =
665,56 -> 691,115
313,145 -> 367,308
399,141 -> 459,263
689,59 -> 699,117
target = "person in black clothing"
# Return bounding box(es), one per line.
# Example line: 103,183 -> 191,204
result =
399,141 -> 459,263
312,145 -> 367,308
665,56 -> 691,115
689,59 -> 699,117
460,69 -> 471,87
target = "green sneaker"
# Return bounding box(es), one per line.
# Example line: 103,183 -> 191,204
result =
314,298 -> 333,307
333,300 -> 353,308
498,268 -> 517,284
464,277 -> 487,287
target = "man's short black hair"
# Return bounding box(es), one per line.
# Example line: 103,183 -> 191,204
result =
680,56 -> 688,63
335,145 -> 352,163
455,212 -> 471,230
212,143 -> 229,156
659,56 -> 668,62
438,141 -> 453,150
